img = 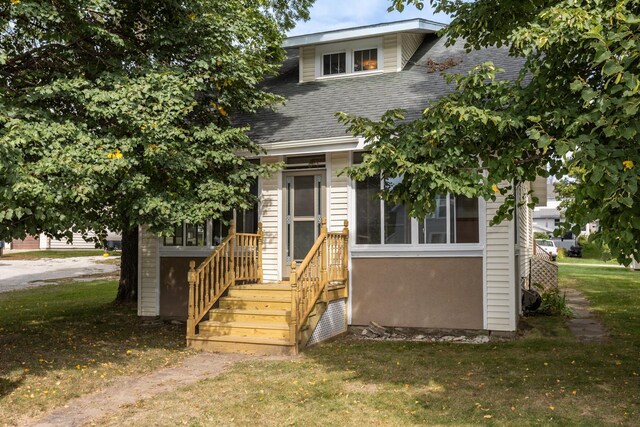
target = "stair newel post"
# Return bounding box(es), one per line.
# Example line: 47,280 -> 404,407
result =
229,219 -> 236,287
342,220 -> 349,287
257,222 -> 263,282
187,260 -> 197,339
290,261 -> 298,348
320,217 -> 329,302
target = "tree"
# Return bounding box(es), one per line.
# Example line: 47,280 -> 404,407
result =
339,0 -> 640,264
0,0 -> 312,301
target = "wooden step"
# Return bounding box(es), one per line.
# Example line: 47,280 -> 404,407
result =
233,284 -> 291,291
228,285 -> 291,298
187,335 -> 296,356
219,295 -> 291,310
209,308 -> 289,324
199,320 -> 290,339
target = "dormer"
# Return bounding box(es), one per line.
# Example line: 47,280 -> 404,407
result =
283,19 -> 444,83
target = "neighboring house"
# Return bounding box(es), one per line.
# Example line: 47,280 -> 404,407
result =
533,180 -> 562,236
533,180 -> 597,239
137,19 -> 544,354
7,231 -> 121,251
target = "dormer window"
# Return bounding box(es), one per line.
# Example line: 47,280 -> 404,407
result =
323,52 -> 346,75
354,49 -> 378,72
314,37 -> 383,80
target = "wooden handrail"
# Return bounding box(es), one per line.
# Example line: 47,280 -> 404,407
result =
290,219 -> 349,347
187,220 -> 263,338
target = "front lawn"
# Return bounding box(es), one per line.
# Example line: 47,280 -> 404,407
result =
94,265 -> 640,426
0,280 -> 191,425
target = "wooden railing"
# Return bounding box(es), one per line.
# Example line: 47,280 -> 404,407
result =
186,220 -> 263,338
289,219 -> 349,347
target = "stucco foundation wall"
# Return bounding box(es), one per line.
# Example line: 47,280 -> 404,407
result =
159,256 -> 205,320
351,257 -> 483,330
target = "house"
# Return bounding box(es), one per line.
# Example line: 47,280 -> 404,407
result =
533,179 -> 597,240
137,19 -> 542,355
5,231 -> 121,251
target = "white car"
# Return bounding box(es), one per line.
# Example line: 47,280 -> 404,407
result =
535,239 -> 558,260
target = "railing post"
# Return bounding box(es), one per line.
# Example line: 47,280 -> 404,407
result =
320,217 -> 328,302
187,260 -> 197,340
342,220 -> 349,287
257,222 -> 263,283
290,261 -> 298,349
229,219 -> 236,286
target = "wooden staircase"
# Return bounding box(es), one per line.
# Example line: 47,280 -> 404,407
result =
186,219 -> 349,355
189,284 -> 296,355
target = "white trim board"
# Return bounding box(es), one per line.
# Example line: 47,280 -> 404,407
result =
284,18 -> 444,48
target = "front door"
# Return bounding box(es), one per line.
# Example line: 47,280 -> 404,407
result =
283,172 -> 325,278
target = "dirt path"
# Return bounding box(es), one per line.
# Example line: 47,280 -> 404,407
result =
564,288 -> 608,342
28,352 -> 250,427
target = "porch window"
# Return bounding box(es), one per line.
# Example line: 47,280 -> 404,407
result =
353,152 -> 480,246
418,195 -> 479,244
163,222 -> 206,247
163,172 -> 259,247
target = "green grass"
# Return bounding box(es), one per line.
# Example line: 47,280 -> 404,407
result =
95,266 -> 640,426
559,265 -> 640,343
557,256 -> 619,265
1,249 -> 120,260
0,280 -> 191,425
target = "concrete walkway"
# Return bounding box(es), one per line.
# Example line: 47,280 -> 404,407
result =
29,353 -> 250,427
0,256 -> 119,293
564,288 -> 608,342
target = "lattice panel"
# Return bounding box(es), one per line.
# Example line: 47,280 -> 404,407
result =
307,299 -> 347,346
530,257 -> 558,290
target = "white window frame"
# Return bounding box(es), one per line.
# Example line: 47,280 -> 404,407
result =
321,51 -> 347,76
315,37 -> 384,80
353,47 -> 379,73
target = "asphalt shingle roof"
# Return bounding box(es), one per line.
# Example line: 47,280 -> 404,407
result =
243,35 -> 524,144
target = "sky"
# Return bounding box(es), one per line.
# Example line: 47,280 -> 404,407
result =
287,0 -> 451,36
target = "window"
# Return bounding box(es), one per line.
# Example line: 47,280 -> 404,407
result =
164,222 -> 206,247
163,172 -> 260,247
323,52 -> 346,75
353,153 -> 480,246
315,38 -> 383,79
163,224 -> 184,246
354,48 -> 378,72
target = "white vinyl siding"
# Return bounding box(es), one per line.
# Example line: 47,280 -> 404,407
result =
138,225 -> 159,317
517,182 -> 534,315
518,182 -> 533,283
260,156 -> 281,281
301,46 -> 316,82
485,194 -> 517,331
329,152 -> 349,229
383,34 -> 398,72
400,33 -> 425,69
49,232 -> 98,249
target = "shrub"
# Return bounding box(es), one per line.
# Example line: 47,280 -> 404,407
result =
533,284 -> 573,317
557,247 -> 567,260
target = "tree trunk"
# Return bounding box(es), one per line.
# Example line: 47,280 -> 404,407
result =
115,226 -> 138,303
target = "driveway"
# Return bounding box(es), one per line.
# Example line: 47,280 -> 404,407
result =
0,256 -> 119,293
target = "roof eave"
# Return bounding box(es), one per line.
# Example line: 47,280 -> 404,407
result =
283,18 -> 444,48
